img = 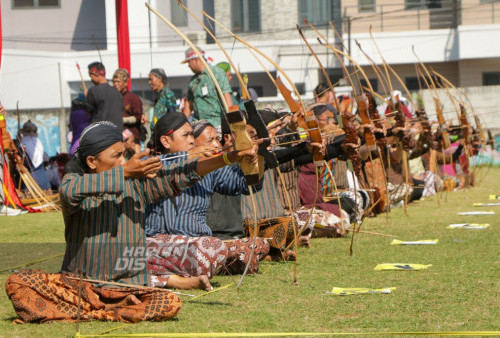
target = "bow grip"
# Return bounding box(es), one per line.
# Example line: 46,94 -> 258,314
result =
226,107 -> 260,185
304,110 -> 323,167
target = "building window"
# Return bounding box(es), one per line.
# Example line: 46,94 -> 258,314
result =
232,0 -> 260,33
483,72 -> 500,86
13,0 -> 59,8
170,0 -> 188,27
299,0 -> 335,25
405,0 -> 442,10
359,0 -> 376,13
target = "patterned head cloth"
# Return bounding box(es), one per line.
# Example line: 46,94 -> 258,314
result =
181,46 -> 205,64
113,68 -> 129,82
88,62 -> 106,76
192,120 -> 213,139
149,68 -> 167,84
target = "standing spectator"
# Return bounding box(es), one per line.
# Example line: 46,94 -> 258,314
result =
182,46 -> 233,127
85,62 -> 123,130
19,120 -> 51,190
148,68 -> 178,125
216,62 -> 239,106
68,93 -> 91,155
112,68 -> 143,143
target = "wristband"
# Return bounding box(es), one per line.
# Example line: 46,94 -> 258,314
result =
222,152 -> 232,165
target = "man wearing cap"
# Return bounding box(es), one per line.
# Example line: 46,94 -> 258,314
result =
86,62 -> 124,130
112,68 -> 143,142
182,47 -> 233,127
145,113 -> 269,287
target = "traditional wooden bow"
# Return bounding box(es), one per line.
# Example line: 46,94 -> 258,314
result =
146,3 -> 260,290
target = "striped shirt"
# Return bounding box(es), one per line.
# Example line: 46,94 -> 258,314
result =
242,169 -> 286,220
59,160 -> 201,286
145,153 -> 255,237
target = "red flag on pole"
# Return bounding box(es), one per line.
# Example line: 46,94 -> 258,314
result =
115,0 -> 131,89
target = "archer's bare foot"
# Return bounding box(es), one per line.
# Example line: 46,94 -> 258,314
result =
166,275 -> 213,291
297,235 -> 310,248
282,250 -> 296,261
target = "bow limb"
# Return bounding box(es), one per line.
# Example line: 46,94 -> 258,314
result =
354,39 -> 390,98
303,20 -> 372,251
146,3 -> 259,290
202,14 -> 323,259
147,4 -> 258,184
176,1 -> 252,102
369,26 -> 395,99
368,30 -> 413,216
184,5 -> 300,283
198,9 -> 304,283
303,19 -> 375,248
296,24 -> 348,235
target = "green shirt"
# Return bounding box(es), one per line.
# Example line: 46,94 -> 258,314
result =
187,64 -> 232,127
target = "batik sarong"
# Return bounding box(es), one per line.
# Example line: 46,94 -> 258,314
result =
222,237 -> 270,275
293,207 -> 350,238
243,217 -> 296,250
5,269 -> 181,324
422,171 -> 437,197
146,234 -> 227,286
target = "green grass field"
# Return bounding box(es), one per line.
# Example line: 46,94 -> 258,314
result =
0,168 -> 499,337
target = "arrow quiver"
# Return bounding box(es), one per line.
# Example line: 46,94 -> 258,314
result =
226,106 -> 260,186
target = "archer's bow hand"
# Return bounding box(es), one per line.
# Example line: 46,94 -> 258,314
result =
232,147 -> 258,165
124,149 -> 162,179
306,142 -> 326,157
0,105 -> 6,116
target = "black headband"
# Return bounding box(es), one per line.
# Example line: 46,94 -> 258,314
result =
76,122 -> 122,164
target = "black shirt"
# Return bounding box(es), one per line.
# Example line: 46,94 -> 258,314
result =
86,83 -> 124,130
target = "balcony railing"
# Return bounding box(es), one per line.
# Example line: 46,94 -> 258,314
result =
341,1 -> 500,34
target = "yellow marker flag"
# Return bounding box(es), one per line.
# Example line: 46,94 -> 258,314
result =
327,287 -> 396,295
448,223 -> 490,229
473,203 -> 500,207
489,194 -> 500,200
374,263 -> 432,271
390,239 -> 438,245
458,211 -> 495,215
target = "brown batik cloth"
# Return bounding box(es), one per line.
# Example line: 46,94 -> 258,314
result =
5,269 -> 182,324
243,217 -> 296,250
223,237 -> 270,275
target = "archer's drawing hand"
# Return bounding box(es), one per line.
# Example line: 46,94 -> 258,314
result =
124,149 -> 162,179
